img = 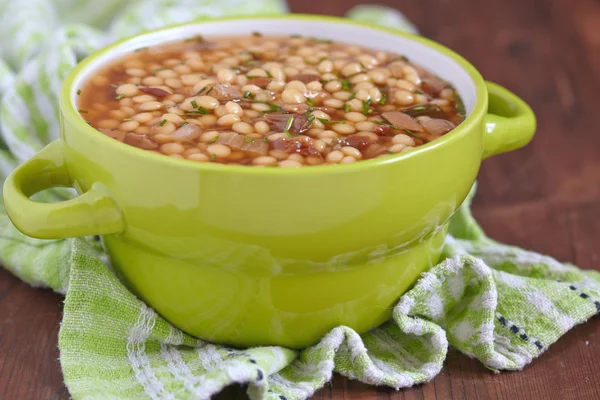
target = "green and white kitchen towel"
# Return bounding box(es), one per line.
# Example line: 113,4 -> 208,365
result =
1,1 -> 599,399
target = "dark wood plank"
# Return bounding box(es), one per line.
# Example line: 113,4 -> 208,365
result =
2,0 -> 600,399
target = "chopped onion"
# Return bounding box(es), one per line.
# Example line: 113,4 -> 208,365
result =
264,113 -> 310,135
420,118 -> 455,135
381,111 -> 423,132
363,143 -> 388,159
293,74 -> 320,84
171,124 -> 201,141
139,86 -> 171,97
213,84 -> 242,100
216,131 -> 268,155
124,133 -> 158,149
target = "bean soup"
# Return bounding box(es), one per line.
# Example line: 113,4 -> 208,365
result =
78,34 -> 466,167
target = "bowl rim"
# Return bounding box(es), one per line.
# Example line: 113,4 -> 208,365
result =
60,14 -> 488,176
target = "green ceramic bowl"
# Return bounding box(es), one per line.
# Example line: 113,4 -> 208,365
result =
2,15 -> 535,348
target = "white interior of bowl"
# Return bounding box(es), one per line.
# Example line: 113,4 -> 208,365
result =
72,18 -> 478,114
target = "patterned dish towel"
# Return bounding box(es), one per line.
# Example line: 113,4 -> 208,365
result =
1,1 -> 599,399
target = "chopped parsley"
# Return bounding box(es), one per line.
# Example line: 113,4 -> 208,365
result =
191,100 -> 198,109
210,153 -> 217,161
262,138 -> 269,143
342,79 -> 351,91
78,109 -> 88,114
123,118 -> 132,121
306,98 -> 315,106
348,91 -> 357,101
76,89 -> 81,95
265,70 -> 273,78
243,91 -> 254,99
378,93 -> 387,105
413,89 -> 424,94
206,87 -> 214,95
401,55 -> 410,62
344,104 -> 351,113
178,122 -> 189,128
306,114 -> 316,123
412,106 -> 426,111
211,136 -> 219,143
244,136 -> 255,143
159,119 -> 167,126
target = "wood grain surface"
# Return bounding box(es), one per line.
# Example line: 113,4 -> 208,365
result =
1,0 -> 599,398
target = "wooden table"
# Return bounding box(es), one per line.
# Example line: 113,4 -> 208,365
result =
1,0 -> 599,398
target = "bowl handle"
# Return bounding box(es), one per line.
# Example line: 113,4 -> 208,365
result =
482,81 -> 536,159
2,140 -> 124,239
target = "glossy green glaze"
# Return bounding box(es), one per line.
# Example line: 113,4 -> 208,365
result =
2,15 -> 536,348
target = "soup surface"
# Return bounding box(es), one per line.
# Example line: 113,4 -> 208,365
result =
78,34 -> 465,167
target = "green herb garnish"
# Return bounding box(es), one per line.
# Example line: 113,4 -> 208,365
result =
206,87 -> 214,95
254,101 -> 281,113
78,109 -> 88,113
344,104 -> 351,113
306,114 -> 315,123
362,98 -> 373,115
412,106 -> 426,111
401,55 -> 410,62
178,122 -> 189,128
191,100 -> 198,109
404,128 -> 423,140
265,70 -> 273,78
413,89 -> 424,94
284,115 -> 294,137
76,89 -> 81,95
262,138 -> 268,143
210,153 -> 216,161
184,35 -> 204,42
311,37 -> 333,44
243,91 -> 254,99
348,91 -> 357,101
455,90 -> 466,117
306,98 -> 315,106
123,118 -> 132,121
342,79 -> 351,91
244,136 -> 255,143
211,136 -> 219,143
159,119 -> 167,126
379,93 -> 387,105
194,86 -> 208,96
152,67 -> 169,76
318,118 -> 346,125
187,107 -> 210,115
